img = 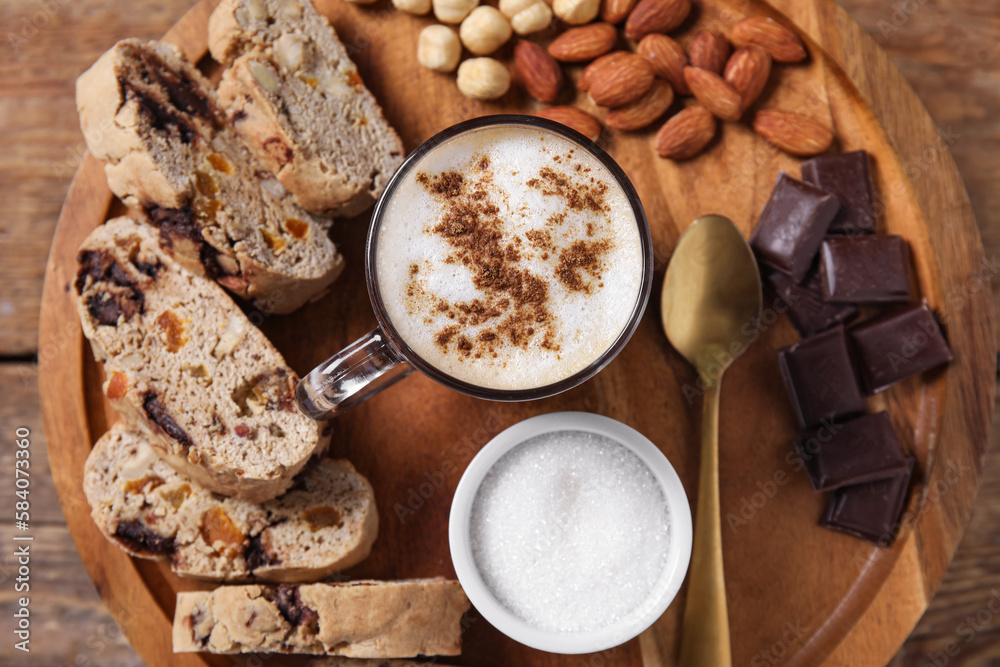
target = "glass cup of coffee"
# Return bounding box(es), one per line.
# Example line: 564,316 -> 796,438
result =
295,115 -> 652,420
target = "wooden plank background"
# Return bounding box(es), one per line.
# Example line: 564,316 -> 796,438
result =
0,0 -> 997,664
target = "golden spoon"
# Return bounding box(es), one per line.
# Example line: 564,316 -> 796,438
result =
661,215 -> 762,666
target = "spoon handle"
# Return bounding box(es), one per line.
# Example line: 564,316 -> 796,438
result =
677,378 -> 732,666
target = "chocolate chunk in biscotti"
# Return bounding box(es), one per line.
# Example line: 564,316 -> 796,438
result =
208,0 -> 404,217
76,38 -> 344,314
75,217 -> 328,502
84,422 -> 378,581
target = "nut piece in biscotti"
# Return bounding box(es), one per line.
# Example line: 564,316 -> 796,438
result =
75,217 -> 328,502
208,0 -> 405,218
173,579 -> 471,656
75,39 -> 343,315
83,422 -> 378,581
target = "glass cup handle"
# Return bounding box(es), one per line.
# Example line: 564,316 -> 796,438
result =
294,327 -> 414,421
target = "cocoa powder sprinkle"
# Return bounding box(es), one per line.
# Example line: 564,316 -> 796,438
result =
412,152 -> 617,359
557,240 -> 611,294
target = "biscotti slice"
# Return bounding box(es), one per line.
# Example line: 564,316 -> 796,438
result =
84,422 -> 378,581
174,579 -> 470,656
75,217 -> 328,502
208,0 -> 404,217
76,38 -> 344,314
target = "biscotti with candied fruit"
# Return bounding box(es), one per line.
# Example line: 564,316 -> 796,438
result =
209,0 -> 404,217
76,38 -> 343,314
174,579 -> 469,656
75,217 -> 328,502
84,421 -> 377,581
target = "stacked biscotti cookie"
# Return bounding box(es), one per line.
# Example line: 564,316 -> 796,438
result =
173,580 -> 470,656
76,221 -> 469,655
76,0 -> 470,658
76,217 -> 327,502
77,39 -> 344,315
209,0 -> 404,217
85,422 -> 378,581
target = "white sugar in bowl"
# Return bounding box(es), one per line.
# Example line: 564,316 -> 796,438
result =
449,411 -> 692,654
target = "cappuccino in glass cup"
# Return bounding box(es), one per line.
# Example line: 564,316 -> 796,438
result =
296,116 -> 652,420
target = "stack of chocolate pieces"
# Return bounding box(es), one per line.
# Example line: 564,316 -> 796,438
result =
749,150 -> 953,546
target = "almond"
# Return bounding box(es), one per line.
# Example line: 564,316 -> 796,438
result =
605,79 -> 674,131
548,23 -> 617,62
515,40 -> 564,103
688,30 -> 730,74
655,105 -> 716,159
731,16 -> 806,63
683,67 -> 742,121
752,109 -> 833,156
600,0 -> 636,24
724,46 -> 771,111
586,51 -> 655,107
579,50 -> 632,92
637,34 -> 690,95
535,106 -> 603,141
624,0 -> 691,41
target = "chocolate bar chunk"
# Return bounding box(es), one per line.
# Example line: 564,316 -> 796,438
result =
777,326 -> 868,429
750,172 -> 840,283
821,458 -> 914,546
849,300 -> 953,394
767,269 -> 858,337
796,411 -> 909,491
819,235 -> 912,303
801,151 -> 877,235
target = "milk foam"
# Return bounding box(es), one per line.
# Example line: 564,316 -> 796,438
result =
376,125 -> 643,391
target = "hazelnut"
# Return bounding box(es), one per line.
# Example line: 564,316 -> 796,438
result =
418,25 -> 462,72
433,0 -> 478,24
273,34 -> 305,72
246,0 -> 268,20
499,0 -> 535,15
460,6 -> 513,55
553,0 -> 599,24
456,57 -> 511,100
510,1 -> 552,34
275,0 -> 302,19
392,0 -> 432,14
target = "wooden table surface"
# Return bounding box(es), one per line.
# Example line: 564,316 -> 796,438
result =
1,0 -> 997,664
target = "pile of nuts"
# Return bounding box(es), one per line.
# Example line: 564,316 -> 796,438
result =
350,0 -> 836,161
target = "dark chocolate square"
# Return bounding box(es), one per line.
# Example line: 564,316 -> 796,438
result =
819,235 -> 912,303
849,299 -> 953,394
821,457 -> 914,546
766,269 -> 858,337
777,325 -> 868,429
801,150 -> 877,235
750,172 -> 840,283
796,411 -> 909,491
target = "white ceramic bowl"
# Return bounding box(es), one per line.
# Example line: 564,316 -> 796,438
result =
449,411 -> 693,654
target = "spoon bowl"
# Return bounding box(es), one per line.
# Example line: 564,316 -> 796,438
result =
660,215 -> 762,667
662,215 -> 763,377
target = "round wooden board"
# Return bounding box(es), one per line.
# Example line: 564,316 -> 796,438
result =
39,0 -> 996,665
